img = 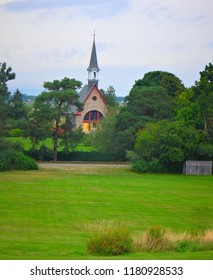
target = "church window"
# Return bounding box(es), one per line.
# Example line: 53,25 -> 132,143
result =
83,110 -> 103,122
92,96 -> 97,101
94,72 -> 96,79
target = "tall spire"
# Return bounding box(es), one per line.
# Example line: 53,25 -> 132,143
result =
87,32 -> 100,89
87,31 -> 100,72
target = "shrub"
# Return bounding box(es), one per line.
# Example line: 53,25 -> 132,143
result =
0,151 -> 13,171
131,159 -> 163,173
13,152 -> 38,170
0,149 -> 38,171
131,160 -> 149,173
38,145 -> 54,161
87,220 -> 133,256
175,240 -> 200,252
8,128 -> 24,137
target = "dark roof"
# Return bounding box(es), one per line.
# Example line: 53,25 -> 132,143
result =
79,85 -> 89,103
87,38 -> 100,72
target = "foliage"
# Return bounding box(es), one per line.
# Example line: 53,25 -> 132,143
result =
89,108 -> 119,153
60,127 -> 84,152
29,77 -> 83,161
0,149 -> 38,171
0,62 -> 16,137
9,89 -> 28,120
114,71 -> 185,154
132,71 -> 185,97
100,86 -> 118,107
0,151 -> 13,171
25,149 -> 123,162
7,128 -> 24,137
87,220 -> 133,255
131,120 -> 205,173
176,63 -> 213,141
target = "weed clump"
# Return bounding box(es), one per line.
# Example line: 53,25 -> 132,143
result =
87,220 -> 133,256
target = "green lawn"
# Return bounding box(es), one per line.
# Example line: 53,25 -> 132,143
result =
8,137 -> 96,151
0,165 -> 212,260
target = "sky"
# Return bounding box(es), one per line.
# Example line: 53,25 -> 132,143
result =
0,0 -> 213,96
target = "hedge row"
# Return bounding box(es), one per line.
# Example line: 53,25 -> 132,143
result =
25,147 -> 125,162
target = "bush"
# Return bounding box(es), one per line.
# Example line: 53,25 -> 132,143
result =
0,149 -> 38,171
38,145 -> 54,161
175,240 -> 200,252
131,159 -> 163,173
0,151 -> 13,171
87,220 -> 133,256
8,128 -> 24,137
13,152 -> 38,170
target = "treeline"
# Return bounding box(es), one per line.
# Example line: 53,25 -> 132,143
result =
0,61 -> 212,173
90,64 -> 213,173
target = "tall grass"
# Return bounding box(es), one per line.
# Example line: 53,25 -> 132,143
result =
87,221 -> 213,256
87,220 -> 133,256
133,227 -> 213,253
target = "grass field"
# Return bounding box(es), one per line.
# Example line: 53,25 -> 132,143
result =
0,164 -> 213,260
8,137 -> 96,152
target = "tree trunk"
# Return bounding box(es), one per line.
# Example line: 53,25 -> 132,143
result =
53,120 -> 59,162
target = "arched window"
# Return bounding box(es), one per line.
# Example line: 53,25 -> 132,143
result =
83,110 -> 103,122
93,72 -> 96,79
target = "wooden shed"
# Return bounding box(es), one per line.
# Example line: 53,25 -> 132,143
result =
183,160 -> 212,175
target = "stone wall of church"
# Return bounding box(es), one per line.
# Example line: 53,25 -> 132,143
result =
75,86 -> 107,132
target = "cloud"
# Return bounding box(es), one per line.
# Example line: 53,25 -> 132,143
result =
1,0 -> 129,17
1,0 -> 213,96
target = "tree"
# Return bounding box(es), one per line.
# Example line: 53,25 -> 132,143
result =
90,108 -> 119,153
10,89 -> 27,119
33,77 -> 83,161
0,62 -> 16,137
26,100 -> 53,148
100,86 -> 118,107
176,62 -> 213,141
113,71 -> 186,156
193,62 -> 213,139
0,62 -> 37,171
131,71 -> 185,97
132,120 -> 203,173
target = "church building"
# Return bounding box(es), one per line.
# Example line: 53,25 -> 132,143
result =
75,36 -> 107,133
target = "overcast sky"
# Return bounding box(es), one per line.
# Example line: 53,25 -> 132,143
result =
1,0 -> 213,96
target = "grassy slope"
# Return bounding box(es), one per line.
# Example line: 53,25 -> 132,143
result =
0,166 -> 212,260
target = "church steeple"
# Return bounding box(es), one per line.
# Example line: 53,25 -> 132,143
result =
87,31 -> 100,89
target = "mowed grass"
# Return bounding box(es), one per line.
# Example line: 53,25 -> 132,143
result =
0,164 -> 213,260
8,137 -> 96,151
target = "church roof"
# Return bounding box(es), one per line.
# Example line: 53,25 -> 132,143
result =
87,38 -> 100,72
79,85 -> 89,103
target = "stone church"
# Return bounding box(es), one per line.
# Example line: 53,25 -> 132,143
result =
74,37 -> 107,133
